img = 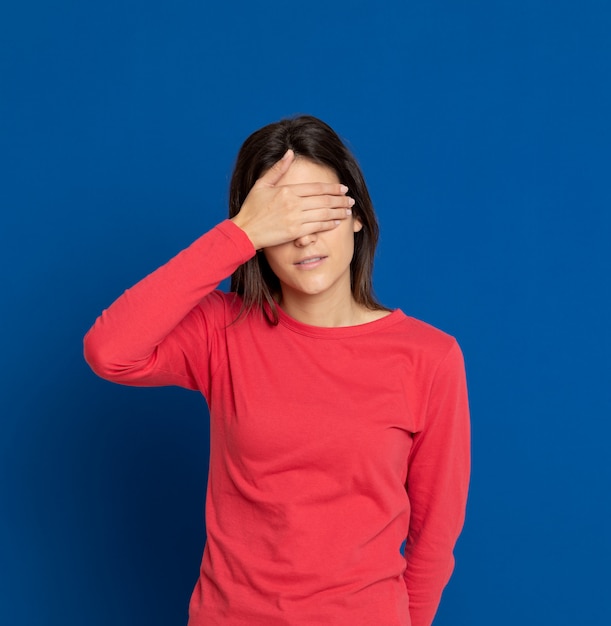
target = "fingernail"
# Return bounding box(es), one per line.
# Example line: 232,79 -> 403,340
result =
340,184 -> 348,193
335,220 -> 341,226
346,208 -> 352,215
348,197 -> 355,206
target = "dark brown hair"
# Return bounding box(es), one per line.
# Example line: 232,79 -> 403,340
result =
229,115 -> 387,324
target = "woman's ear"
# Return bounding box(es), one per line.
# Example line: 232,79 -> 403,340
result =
353,217 -> 363,233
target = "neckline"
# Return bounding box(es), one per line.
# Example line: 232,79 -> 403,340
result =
276,306 -> 406,339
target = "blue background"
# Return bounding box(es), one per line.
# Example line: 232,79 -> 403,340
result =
2,1 -> 610,624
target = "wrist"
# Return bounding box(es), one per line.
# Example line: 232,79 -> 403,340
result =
230,216 -> 260,250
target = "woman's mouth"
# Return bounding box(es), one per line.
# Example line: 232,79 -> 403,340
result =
294,256 -> 327,268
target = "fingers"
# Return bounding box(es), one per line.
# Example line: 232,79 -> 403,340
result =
299,194 -> 355,212
288,182 -> 350,198
257,150 -> 295,187
295,216 -> 346,238
297,207 -> 353,228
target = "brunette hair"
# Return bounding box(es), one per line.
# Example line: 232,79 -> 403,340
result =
229,115 -> 386,324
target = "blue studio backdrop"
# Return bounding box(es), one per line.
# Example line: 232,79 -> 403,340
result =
2,1 -> 610,625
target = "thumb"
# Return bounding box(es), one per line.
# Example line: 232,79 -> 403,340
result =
257,149 -> 295,187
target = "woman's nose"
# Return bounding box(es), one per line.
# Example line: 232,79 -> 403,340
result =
294,232 -> 318,247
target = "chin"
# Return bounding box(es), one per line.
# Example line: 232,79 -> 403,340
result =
287,281 -> 330,297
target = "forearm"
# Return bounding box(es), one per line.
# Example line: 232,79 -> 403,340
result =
404,341 -> 471,626
83,220 -> 255,382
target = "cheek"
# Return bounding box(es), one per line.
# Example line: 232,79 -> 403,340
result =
340,229 -> 357,256
262,247 -> 289,275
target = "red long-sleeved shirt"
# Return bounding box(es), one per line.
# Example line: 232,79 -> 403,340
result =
84,220 -> 470,626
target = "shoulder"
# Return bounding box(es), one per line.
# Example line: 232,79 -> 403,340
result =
388,311 -> 459,356
378,312 -> 466,391
188,290 -> 245,329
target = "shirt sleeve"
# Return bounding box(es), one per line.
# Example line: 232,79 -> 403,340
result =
404,340 -> 471,626
83,220 -> 255,392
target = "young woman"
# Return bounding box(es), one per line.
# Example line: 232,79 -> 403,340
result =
84,115 -> 470,626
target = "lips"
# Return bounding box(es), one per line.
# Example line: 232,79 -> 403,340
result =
294,256 -> 327,265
